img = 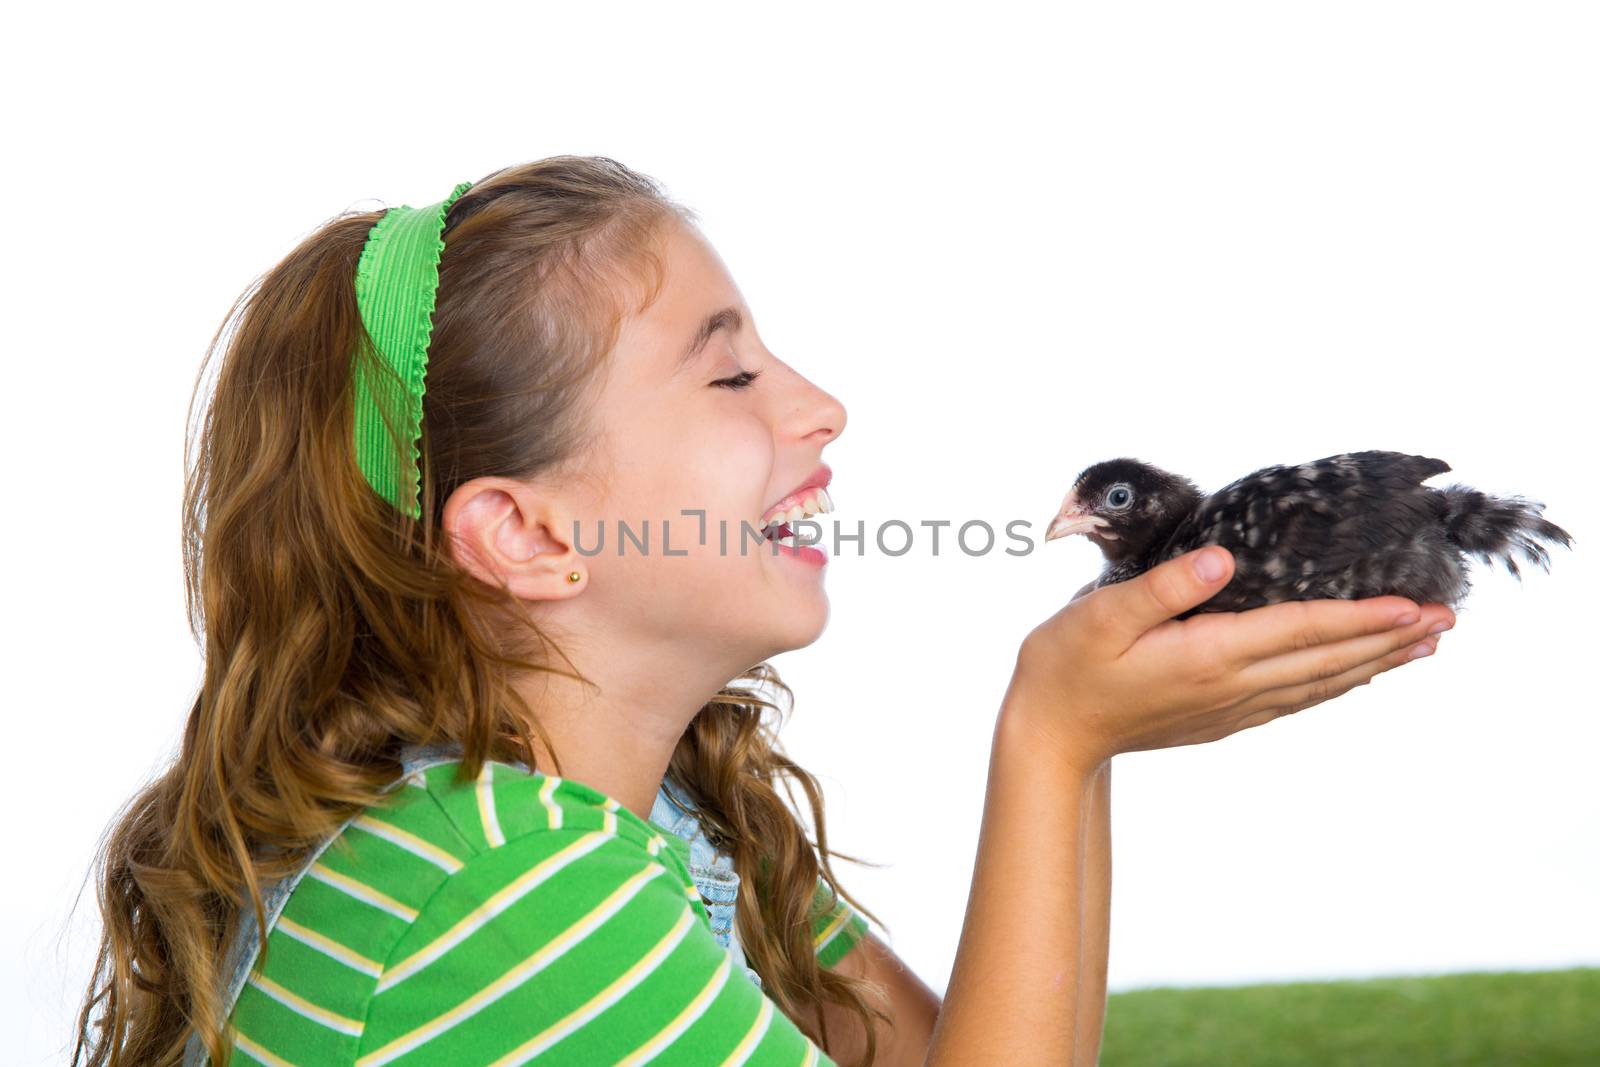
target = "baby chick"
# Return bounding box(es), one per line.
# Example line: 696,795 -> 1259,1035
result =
1045,451 -> 1573,618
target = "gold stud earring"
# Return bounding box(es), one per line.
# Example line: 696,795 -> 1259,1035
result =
567,571 -> 582,583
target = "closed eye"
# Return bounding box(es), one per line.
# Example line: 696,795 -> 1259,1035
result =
711,369 -> 762,390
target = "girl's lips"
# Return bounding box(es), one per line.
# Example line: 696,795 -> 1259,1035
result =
770,536 -> 828,566
760,463 -> 833,526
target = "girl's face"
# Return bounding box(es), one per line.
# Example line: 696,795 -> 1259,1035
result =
571,221 -> 848,668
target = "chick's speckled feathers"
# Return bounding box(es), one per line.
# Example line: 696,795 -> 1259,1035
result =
1046,451 -> 1574,619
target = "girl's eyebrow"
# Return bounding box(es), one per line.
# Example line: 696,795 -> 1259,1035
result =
675,305 -> 744,373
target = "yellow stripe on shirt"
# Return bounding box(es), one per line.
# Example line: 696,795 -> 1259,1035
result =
352,815 -> 464,873
483,907 -> 698,1067
375,831 -> 610,994
719,997 -> 775,1067
477,761 -> 506,847
308,864 -> 419,923
616,952 -> 732,1065
247,973 -> 363,1037
357,864 -> 669,1067
275,916 -> 383,978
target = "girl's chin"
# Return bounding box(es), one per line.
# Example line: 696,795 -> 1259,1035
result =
753,595 -> 830,655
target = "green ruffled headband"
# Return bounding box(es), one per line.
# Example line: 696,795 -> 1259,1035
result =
351,180 -> 474,519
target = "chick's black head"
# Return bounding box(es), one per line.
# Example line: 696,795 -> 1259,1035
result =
1045,457 -> 1203,563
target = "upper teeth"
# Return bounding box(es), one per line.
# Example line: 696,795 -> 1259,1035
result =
761,487 -> 833,534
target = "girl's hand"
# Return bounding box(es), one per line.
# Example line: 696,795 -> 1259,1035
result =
1011,546 -> 1454,772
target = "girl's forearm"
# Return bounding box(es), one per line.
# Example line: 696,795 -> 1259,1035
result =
925,690 -> 1103,1065
1073,760 -> 1111,1066
1061,577 -> 1112,1065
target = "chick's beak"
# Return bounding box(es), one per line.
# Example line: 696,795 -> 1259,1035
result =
1045,491 -> 1109,542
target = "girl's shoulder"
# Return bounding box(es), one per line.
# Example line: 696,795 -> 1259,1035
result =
393,752 -> 696,871
222,755 -> 746,1066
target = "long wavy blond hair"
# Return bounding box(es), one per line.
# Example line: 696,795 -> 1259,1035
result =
72,155 -> 891,1067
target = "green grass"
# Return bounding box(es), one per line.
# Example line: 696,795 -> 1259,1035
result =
1099,968 -> 1600,1066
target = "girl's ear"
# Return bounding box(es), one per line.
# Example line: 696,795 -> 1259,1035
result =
443,478 -> 588,600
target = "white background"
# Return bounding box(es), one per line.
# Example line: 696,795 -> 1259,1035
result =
6,3 -> 1596,1062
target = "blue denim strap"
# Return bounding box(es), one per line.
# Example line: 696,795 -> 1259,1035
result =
649,776 -> 764,991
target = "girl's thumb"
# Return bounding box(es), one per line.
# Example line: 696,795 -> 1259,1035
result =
1107,546 -> 1234,646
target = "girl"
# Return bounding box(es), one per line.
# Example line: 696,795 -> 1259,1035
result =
73,155 -> 1454,1067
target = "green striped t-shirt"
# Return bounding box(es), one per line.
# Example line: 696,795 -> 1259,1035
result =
222,756 -> 869,1065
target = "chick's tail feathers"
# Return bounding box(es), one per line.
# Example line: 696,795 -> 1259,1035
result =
1436,483 -> 1575,579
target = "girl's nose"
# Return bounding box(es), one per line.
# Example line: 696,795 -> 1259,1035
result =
796,379 -> 846,445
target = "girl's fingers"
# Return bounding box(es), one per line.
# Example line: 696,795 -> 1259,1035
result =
1198,595 -> 1431,673
1233,606 -> 1451,695
1227,632 -> 1440,720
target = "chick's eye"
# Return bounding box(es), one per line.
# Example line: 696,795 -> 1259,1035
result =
711,369 -> 762,390
1106,486 -> 1133,508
